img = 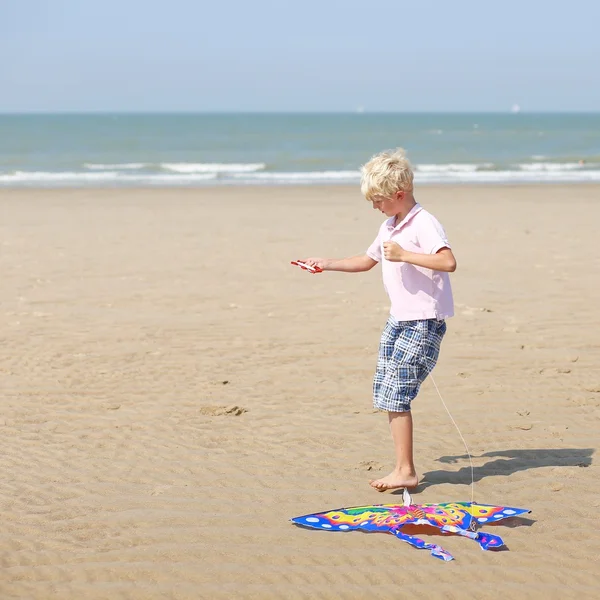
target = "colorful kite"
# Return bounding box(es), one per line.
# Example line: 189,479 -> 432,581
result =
292,490 -> 529,561
289,261 -> 530,561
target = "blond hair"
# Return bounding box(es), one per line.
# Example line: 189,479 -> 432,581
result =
360,148 -> 414,201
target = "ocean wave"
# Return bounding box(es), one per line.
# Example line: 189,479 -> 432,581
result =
415,169 -> 600,183
517,162 -> 590,171
0,171 -> 217,185
84,163 -> 148,170
233,170 -> 360,181
161,162 -> 266,173
0,171 -> 122,182
416,163 -> 494,173
2,167 -> 600,187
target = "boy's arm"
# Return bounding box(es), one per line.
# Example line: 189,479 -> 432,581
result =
383,243 -> 456,272
302,254 -> 378,273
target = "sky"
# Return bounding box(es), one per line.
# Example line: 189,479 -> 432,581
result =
2,0 -> 599,113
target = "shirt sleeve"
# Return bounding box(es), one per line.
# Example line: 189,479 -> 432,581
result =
417,213 -> 451,254
366,228 -> 382,262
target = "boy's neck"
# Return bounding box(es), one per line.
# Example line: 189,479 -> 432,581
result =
393,195 -> 417,225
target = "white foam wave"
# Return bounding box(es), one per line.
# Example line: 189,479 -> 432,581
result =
133,173 -> 218,184
84,163 -> 147,170
234,170 -> 360,181
517,162 -> 586,171
161,162 -> 266,173
0,171 -> 121,182
2,167 -> 600,187
415,169 -> 600,183
0,171 -> 217,185
416,163 -> 494,173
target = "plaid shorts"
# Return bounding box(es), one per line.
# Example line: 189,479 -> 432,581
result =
373,317 -> 447,413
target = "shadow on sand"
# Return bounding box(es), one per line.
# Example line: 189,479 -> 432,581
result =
388,447 -> 594,495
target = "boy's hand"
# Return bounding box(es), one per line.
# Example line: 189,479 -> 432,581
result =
301,258 -> 329,270
383,241 -> 405,262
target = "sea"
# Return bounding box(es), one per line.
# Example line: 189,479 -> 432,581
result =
1,113 -> 599,187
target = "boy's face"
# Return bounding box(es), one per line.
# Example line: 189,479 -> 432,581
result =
371,191 -> 405,217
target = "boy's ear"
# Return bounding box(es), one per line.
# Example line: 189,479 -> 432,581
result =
395,190 -> 405,201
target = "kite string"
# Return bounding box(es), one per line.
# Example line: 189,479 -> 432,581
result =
427,371 -> 475,510
418,322 -> 476,529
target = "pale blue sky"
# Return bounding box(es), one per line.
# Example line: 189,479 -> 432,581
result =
2,0 -> 599,112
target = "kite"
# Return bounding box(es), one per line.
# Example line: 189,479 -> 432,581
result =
292,490 -> 529,561
290,259 -> 531,561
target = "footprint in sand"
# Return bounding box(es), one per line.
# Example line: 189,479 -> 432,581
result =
357,460 -> 384,472
460,306 -> 493,316
539,367 -> 571,375
199,405 -> 248,416
150,485 -> 172,496
510,423 -> 533,431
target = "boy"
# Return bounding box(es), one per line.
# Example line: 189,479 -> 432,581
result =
302,148 -> 456,492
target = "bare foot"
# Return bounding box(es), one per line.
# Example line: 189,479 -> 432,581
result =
369,470 -> 418,492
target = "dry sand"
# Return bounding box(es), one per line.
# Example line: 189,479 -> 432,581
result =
1,185 -> 599,599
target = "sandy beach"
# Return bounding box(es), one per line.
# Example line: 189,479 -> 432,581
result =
1,184 -> 599,599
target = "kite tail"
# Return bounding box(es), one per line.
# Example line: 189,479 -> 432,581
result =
441,525 -> 505,551
475,531 -> 505,551
391,527 -> 454,561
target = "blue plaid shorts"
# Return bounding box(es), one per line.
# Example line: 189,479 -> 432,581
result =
373,317 -> 447,413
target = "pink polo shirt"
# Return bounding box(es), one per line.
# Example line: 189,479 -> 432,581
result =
366,203 -> 454,321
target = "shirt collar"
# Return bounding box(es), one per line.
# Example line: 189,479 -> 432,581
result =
386,203 -> 423,231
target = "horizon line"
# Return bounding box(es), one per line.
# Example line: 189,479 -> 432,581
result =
1,109 -> 600,116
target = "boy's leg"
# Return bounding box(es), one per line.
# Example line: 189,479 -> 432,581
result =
369,411 -> 418,491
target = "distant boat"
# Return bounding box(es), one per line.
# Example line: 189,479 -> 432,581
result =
356,106 -> 365,114
510,104 -> 521,113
